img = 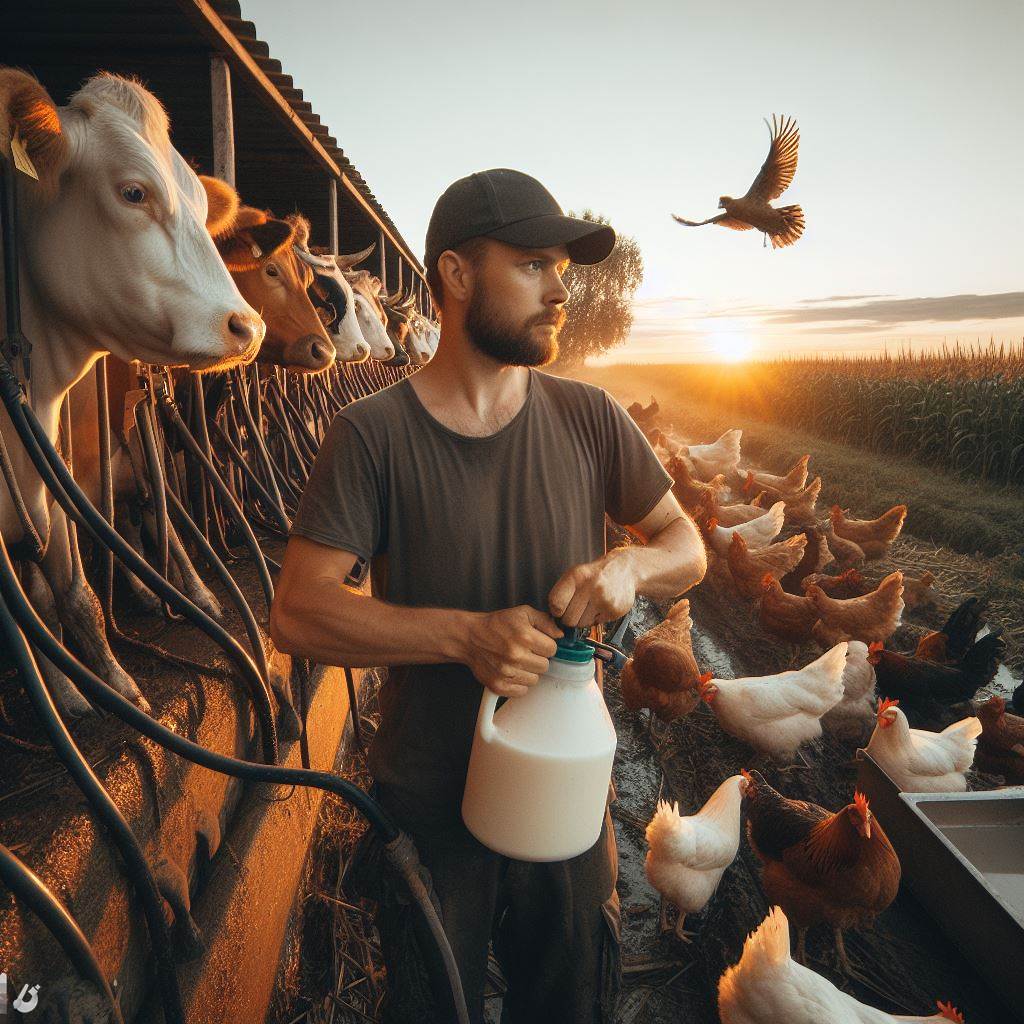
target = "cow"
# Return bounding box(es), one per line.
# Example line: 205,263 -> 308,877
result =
344,267 -> 396,361
0,70 -> 266,717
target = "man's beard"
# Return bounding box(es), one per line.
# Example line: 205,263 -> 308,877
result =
464,280 -> 564,367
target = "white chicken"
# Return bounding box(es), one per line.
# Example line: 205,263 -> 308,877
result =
698,644 -> 848,760
718,906 -> 966,1024
822,640 -> 877,741
682,428 -> 742,481
864,699 -> 981,793
706,501 -> 786,557
644,774 -> 747,940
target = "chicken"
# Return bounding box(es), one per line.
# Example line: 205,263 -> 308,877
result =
800,568 -> 871,601
807,571 -> 905,647
830,504 -> 907,560
781,477 -> 823,528
869,631 -> 1005,707
822,641 -> 878,740
759,574 -> 819,643
728,532 -> 809,599
738,454 -> 810,496
620,599 -> 703,722
718,906 -> 965,1024
696,489 -> 765,528
644,774 -> 747,940
864,698 -> 981,792
743,772 -> 900,971
699,644 -> 847,760
914,597 -> 989,664
705,501 -> 786,557
824,525 -> 867,571
626,395 -> 659,429
668,455 -> 729,514
780,527 -> 834,593
682,428 -> 742,480
902,571 -> 939,613
975,695 -> 1024,784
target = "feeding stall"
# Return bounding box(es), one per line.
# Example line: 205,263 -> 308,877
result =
0,4 -> 433,1022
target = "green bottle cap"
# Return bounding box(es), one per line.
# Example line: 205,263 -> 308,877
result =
553,637 -> 594,664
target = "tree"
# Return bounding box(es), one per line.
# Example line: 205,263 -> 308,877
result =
555,210 -> 643,367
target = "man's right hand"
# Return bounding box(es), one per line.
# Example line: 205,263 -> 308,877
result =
463,605 -> 564,697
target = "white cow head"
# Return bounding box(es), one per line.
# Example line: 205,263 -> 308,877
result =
0,70 -> 264,373
295,245 -> 374,363
404,312 -> 434,364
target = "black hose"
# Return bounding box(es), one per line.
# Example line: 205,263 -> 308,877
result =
0,367 -> 278,764
0,842 -> 125,1024
0,530 -> 469,1024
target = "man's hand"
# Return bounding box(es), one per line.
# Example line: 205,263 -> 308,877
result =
548,549 -> 638,629
464,605 -> 563,697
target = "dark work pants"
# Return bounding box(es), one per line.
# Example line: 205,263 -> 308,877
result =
349,783 -> 622,1024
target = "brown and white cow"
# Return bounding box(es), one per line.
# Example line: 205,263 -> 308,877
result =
0,70 -> 264,716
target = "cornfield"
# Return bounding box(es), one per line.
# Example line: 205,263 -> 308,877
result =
670,341 -> 1024,486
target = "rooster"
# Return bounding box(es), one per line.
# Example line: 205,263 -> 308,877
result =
760,574 -> 819,644
683,428 -> 742,480
644,774 -> 747,940
807,570 -> 905,647
718,906 -> 966,1023
743,772 -> 900,971
865,698 -> 981,792
822,641 -> 878,741
869,631 -> 1005,707
800,568 -> 871,601
830,504 -> 908,561
739,454 -> 810,497
728,532 -> 808,599
975,695 -> 1024,784
705,501 -> 786,557
914,597 -> 989,664
699,644 -> 847,760
619,599 -> 703,722
673,114 -> 805,250
824,525 -> 867,571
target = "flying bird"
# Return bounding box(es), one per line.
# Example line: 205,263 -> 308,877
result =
673,114 -> 805,249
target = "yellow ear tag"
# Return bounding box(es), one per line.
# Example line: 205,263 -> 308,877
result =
10,129 -> 39,180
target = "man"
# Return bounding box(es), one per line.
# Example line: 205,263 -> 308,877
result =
270,168 -> 707,1023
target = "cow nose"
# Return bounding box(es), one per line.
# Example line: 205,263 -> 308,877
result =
354,341 -> 370,360
382,345 -> 395,360
288,333 -> 336,371
226,310 -> 264,353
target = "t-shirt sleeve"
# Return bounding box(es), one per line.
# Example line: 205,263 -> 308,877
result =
289,414 -> 385,560
599,390 -> 674,526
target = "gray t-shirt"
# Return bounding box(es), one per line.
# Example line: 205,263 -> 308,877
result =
291,368 -> 672,832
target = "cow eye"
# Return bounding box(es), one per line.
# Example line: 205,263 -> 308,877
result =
119,182 -> 147,205
265,263 -> 280,277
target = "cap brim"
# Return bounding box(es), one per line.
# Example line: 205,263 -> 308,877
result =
485,213 -> 616,265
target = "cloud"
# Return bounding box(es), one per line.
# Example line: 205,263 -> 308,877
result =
762,292 -> 1024,326
797,294 -> 890,303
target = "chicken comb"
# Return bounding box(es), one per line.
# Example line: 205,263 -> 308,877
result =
698,671 -> 713,685
936,1001 -> 964,1023
853,791 -> 870,817
868,641 -> 884,653
877,697 -> 900,717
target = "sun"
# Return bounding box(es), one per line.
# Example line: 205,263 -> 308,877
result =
702,319 -> 756,363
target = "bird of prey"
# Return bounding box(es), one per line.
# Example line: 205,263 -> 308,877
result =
672,115 -> 804,249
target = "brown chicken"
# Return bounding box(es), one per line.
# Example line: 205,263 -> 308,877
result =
779,527 -> 834,593
759,574 -> 818,643
807,570 -> 905,646
781,476 -> 823,528
976,695 -> 1024,783
697,489 -> 767,528
914,596 -> 989,664
823,525 -> 866,571
800,568 -> 871,600
627,396 -> 660,430
619,599 -> 705,722
728,533 -> 808,599
830,504 -> 908,560
739,454 -> 810,496
667,456 -> 728,514
743,770 -> 901,971
902,571 -> 939,612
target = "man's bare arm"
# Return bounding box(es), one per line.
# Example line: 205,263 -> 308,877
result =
269,536 -> 562,697
549,490 -> 707,628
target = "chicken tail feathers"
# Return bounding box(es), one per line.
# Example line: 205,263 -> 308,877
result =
743,906 -> 793,966
940,714 -> 983,743
961,629 -> 1005,688
644,798 -> 682,848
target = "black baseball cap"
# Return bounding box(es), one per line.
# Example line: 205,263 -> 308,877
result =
424,168 -> 616,275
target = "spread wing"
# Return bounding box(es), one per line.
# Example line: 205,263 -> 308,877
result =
743,114 -> 800,204
672,213 -> 753,231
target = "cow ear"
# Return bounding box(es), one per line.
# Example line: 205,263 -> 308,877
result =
288,214 -> 311,249
199,175 -> 240,238
0,69 -> 69,195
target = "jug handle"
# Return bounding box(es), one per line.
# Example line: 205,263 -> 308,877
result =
476,688 -> 499,743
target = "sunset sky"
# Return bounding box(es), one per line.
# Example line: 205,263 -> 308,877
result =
246,0 -> 1024,362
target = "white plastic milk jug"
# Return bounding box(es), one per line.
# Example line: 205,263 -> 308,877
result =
461,636 -> 618,862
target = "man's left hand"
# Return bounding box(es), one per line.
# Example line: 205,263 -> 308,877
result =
548,549 -> 637,629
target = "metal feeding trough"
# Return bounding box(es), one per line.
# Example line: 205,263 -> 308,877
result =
857,752 -> 1024,1023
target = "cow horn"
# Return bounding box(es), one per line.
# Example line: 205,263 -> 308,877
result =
334,242 -> 376,271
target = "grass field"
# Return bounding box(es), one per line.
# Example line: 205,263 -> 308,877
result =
573,361 -> 1024,671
